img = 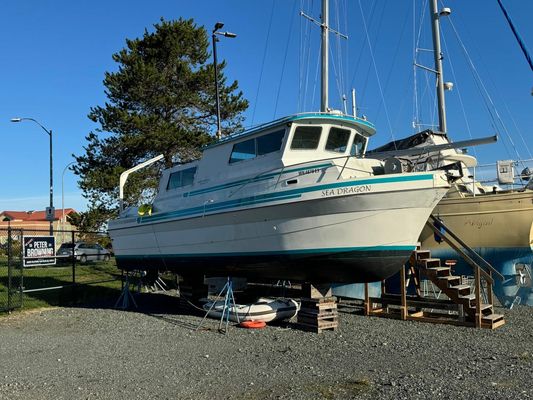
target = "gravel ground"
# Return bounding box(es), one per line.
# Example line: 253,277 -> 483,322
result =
0,292 -> 532,400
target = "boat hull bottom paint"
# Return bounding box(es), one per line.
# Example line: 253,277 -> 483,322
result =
115,248 -> 413,283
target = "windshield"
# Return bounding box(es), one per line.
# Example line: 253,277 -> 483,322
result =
58,243 -> 74,249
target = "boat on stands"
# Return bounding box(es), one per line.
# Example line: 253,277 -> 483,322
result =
107,0 -> 451,284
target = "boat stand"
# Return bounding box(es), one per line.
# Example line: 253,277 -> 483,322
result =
114,270 -> 138,310
196,277 -> 240,334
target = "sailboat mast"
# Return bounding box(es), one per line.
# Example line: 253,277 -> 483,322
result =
429,0 -> 447,133
321,0 -> 329,113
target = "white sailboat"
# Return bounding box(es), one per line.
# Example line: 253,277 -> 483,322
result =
107,0 -> 451,284
369,0 -> 533,306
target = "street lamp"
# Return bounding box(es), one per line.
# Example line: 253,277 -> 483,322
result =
10,117 -> 54,235
212,22 -> 237,139
62,161 -> 76,238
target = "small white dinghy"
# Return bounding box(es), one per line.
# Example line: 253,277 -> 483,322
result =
202,297 -> 300,323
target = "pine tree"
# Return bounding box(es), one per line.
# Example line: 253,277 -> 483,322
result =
73,18 -> 248,230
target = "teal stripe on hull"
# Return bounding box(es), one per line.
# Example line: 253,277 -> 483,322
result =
139,173 -> 434,224
116,245 -> 416,260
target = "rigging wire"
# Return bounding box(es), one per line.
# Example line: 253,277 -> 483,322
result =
299,0 -> 315,112
251,0 -> 276,125
310,39 -> 321,110
274,1 -> 298,118
447,3 -> 531,161
358,1 -> 386,108
331,0 -> 349,111
342,0 -> 349,112
374,1 -> 410,129
496,0 -> 533,72
438,22 -> 478,158
446,15 -> 523,163
413,0 -> 430,132
412,0 -> 418,132
348,1 -> 378,98
357,0 -> 395,142
503,102 -> 533,159
332,0 -> 344,108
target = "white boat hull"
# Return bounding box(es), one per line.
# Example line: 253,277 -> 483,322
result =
109,172 -> 449,283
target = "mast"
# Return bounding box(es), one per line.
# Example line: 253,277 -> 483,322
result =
321,0 -> 329,113
301,0 -> 346,113
429,0 -> 447,133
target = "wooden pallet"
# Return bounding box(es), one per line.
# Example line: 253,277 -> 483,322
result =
296,319 -> 338,333
297,296 -> 338,333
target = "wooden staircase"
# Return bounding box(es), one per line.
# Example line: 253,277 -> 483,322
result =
413,249 -> 505,329
363,215 -> 506,330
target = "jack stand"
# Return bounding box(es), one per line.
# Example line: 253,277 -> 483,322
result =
115,271 -> 138,310
196,277 -> 239,334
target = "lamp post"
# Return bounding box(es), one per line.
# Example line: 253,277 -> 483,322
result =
212,22 -> 237,140
10,117 -> 54,235
61,161 -> 76,241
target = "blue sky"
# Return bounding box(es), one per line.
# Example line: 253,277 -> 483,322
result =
1,0 -> 531,213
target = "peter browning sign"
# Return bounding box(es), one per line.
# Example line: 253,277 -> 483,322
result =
23,236 -> 56,267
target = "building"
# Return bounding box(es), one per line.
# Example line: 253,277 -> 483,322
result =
0,208 -> 78,234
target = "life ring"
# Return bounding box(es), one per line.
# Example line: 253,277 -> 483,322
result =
239,320 -> 266,329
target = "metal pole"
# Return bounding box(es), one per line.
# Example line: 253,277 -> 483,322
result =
62,161 -> 76,243
351,88 -> 356,117
9,118 -> 54,234
212,33 -> 222,139
48,130 -> 54,236
7,225 -> 12,310
429,0 -> 447,133
321,0 -> 329,113
72,231 -> 76,284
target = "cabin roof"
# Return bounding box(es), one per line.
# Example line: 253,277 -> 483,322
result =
203,112 -> 376,150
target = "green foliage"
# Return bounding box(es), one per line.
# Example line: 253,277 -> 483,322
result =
73,17 -> 248,226
67,208 -> 113,233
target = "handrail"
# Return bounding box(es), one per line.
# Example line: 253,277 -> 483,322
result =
425,221 -> 494,285
429,215 -> 504,281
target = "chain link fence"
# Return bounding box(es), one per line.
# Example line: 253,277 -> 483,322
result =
0,227 -> 118,312
0,228 -> 23,311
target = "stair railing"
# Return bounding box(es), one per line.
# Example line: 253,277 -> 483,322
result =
426,214 -> 503,327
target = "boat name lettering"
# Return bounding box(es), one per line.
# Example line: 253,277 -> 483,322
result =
298,168 -> 323,176
464,218 -> 494,230
322,185 -> 372,197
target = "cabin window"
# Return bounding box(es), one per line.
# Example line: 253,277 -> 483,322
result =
167,167 -> 197,190
350,134 -> 366,157
325,127 -> 351,153
229,139 -> 255,163
290,126 -> 322,150
257,129 -> 285,155
229,129 -> 285,163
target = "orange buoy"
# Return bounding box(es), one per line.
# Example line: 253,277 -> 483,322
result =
239,320 -> 266,329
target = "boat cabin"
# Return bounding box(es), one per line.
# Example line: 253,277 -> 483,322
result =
157,113 -> 377,195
